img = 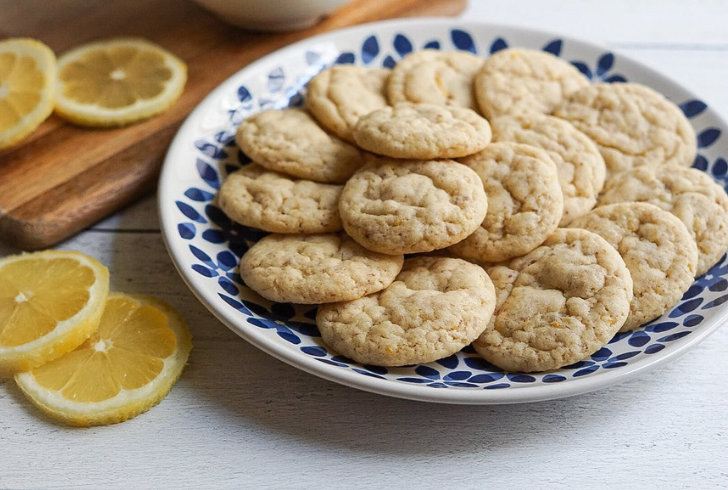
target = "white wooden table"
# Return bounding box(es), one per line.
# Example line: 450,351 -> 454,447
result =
2,1 -> 728,488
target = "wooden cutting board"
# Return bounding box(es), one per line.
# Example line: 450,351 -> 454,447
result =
0,0 -> 465,250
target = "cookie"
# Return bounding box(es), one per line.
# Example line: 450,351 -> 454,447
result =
474,48 -> 590,119
598,165 -> 728,276
473,228 -> 633,372
553,82 -> 697,176
240,233 -> 404,304
217,164 -> 342,234
353,103 -> 492,159
306,65 -> 390,143
339,158 -> 488,255
569,203 -> 698,331
316,256 -> 496,366
449,142 -> 563,263
387,49 -> 483,110
235,108 -> 365,184
491,114 -> 606,225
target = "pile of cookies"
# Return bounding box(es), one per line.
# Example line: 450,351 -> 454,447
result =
217,47 -> 728,373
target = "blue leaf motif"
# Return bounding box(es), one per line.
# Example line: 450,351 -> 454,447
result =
571,61 -> 592,79
301,346 -> 327,357
645,344 -> 665,354
484,383 -> 510,390
596,53 -> 614,76
709,279 -> 727,292
382,55 -> 396,69
195,141 -> 227,159
237,85 -> 252,103
436,354 -> 459,369
604,74 -> 627,83
590,347 -> 612,361
196,159 -> 220,190
542,374 -> 566,383
217,251 -> 237,270
176,201 -> 206,223
669,298 -> 703,316
489,37 -> 508,54
542,39 -> 562,56
219,293 -> 251,315
398,377 -> 430,384
682,284 -> 704,299
415,365 -> 440,379
423,40 -> 441,50
218,277 -> 238,295
702,294 -> 728,309
184,188 -> 215,202
628,331 -> 650,347
177,223 -> 195,239
201,229 -> 225,244
712,158 -> 728,178
305,51 -> 321,65
393,34 -> 413,56
680,99 -> 708,118
191,264 -> 217,277
507,374 -> 536,383
267,67 -> 285,92
451,29 -> 476,53
443,371 -> 472,381
647,321 -> 679,333
277,331 -> 301,344
693,154 -> 709,171
361,35 -> 379,64
468,373 -> 504,383
573,365 -> 599,377
697,128 -> 721,148
189,245 -> 213,264
683,314 -> 703,327
658,331 -> 691,342
336,52 -> 355,64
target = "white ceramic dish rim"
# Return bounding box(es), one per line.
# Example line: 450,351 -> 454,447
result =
158,17 -> 728,405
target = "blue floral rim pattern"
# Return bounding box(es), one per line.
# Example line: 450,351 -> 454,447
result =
169,25 -> 727,393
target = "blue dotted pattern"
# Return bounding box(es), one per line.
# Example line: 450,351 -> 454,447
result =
172,28 -> 727,391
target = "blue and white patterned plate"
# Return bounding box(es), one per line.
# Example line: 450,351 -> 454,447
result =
158,19 -> 728,404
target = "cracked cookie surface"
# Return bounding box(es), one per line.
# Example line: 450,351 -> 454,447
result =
353,103 -> 492,159
597,165 -> 728,276
450,142 -> 563,263
316,256 -> 496,366
218,164 -> 343,234
569,203 -> 698,331
240,233 -> 404,304
553,82 -> 697,176
236,108 -> 365,184
339,158 -> 488,254
473,228 -> 633,372
306,65 -> 390,143
474,48 -> 590,119
491,114 -> 606,225
387,49 -> 483,110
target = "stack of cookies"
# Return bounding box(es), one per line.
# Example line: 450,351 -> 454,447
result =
216,47 -> 728,373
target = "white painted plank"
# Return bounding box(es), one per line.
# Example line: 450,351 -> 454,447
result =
461,0 -> 728,46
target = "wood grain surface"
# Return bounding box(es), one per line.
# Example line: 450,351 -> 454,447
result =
0,0 -> 465,250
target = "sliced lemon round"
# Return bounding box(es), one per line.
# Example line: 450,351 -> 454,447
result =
15,293 -> 193,427
0,38 -> 57,150
0,250 -> 110,374
55,37 -> 187,127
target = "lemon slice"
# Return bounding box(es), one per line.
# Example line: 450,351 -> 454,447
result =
0,38 -> 57,150
15,293 -> 193,427
0,250 -> 109,374
55,37 -> 187,127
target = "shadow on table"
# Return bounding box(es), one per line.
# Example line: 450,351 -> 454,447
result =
101,196 -> 666,456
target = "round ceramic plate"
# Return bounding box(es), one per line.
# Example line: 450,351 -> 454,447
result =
158,19 -> 728,404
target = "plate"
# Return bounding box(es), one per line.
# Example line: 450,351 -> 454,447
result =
158,19 -> 728,404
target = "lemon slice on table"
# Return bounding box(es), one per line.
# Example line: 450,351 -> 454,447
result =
0,250 -> 109,374
55,37 -> 187,127
0,38 -> 57,150
15,293 -> 193,427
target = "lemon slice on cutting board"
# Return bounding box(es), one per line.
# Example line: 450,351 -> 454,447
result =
0,250 -> 109,374
55,37 -> 187,127
0,38 -> 57,150
15,293 -> 193,427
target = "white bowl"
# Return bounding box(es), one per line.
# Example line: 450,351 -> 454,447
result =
191,0 -> 351,31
